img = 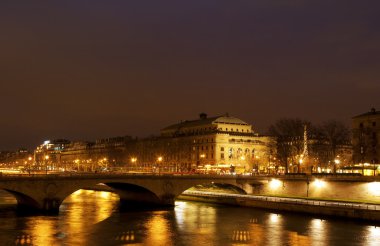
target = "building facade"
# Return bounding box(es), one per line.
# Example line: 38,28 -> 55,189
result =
32,114 -> 274,174
352,108 -> 380,174
156,113 -> 274,173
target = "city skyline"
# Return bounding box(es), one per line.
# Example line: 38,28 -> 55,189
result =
1,1 -> 380,150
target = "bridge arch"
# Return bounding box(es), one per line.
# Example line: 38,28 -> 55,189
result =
0,175 -> 242,213
3,189 -> 40,212
180,182 -> 246,195
103,182 -> 162,208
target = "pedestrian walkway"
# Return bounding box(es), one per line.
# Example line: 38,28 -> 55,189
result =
183,190 -> 380,211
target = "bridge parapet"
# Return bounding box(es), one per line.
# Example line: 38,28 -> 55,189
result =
0,174 -> 240,213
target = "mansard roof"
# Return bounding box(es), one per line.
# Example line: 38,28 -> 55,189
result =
161,114 -> 249,131
352,108 -> 380,119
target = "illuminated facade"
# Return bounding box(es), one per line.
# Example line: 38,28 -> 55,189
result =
155,113 -> 274,173
31,114 -> 273,173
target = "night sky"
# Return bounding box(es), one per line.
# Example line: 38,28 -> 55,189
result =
1,1 -> 379,150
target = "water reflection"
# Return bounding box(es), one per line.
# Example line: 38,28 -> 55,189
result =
266,213 -> 284,245
308,219 -> 328,246
0,190 -> 380,245
365,226 -> 380,246
145,212 -> 173,245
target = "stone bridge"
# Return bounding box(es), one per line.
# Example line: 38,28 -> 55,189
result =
0,174 -> 242,213
1,174 -> 378,214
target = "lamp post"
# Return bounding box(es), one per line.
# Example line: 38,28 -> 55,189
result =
44,155 -> 49,175
299,158 -> 303,174
157,156 -> 163,174
334,159 -> 340,174
131,157 -> 137,172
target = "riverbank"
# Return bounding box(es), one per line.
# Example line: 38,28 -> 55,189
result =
178,191 -> 380,222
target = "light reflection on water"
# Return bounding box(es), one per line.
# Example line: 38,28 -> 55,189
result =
0,189 -> 379,246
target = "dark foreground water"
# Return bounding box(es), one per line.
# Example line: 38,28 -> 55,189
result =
0,190 -> 379,246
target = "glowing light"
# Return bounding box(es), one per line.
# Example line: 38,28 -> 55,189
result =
269,179 -> 282,189
99,191 -> 111,199
313,179 -> 326,188
365,226 -> 380,245
200,154 -> 205,158
157,156 -> 163,162
45,155 -> 49,160
334,159 -> 340,164
368,182 -> 380,195
311,219 -> 325,230
269,213 -> 280,223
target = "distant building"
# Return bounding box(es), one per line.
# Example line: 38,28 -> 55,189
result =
31,114 -> 274,174
155,113 -> 274,174
0,149 -> 33,170
352,108 -> 380,175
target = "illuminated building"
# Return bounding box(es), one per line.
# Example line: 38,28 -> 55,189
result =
156,113 -> 273,173
30,114 -> 273,173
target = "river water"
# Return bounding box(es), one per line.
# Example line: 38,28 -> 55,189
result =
0,190 -> 379,246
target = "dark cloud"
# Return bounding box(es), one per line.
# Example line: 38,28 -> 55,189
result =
0,1 -> 379,149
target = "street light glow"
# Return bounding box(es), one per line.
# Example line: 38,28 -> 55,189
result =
269,179 -> 282,189
368,182 -> 380,195
313,179 -> 326,188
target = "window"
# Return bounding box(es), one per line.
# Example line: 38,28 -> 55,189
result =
360,123 -> 364,128
245,148 -> 250,156
221,147 -> 224,151
221,153 -> 225,159
229,148 -> 233,159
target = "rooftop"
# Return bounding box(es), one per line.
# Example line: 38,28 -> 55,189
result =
161,114 -> 249,132
352,108 -> 380,119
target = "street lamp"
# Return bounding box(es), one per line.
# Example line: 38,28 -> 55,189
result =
157,156 -> 163,174
27,157 -> 32,175
45,155 -> 49,174
299,158 -> 303,174
131,157 -> 137,172
334,159 -> 340,174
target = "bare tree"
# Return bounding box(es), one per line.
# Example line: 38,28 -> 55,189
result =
268,118 -> 310,173
314,120 -> 350,172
